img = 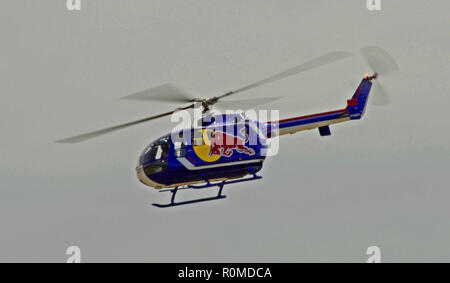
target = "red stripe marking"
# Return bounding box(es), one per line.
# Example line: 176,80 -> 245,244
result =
347,98 -> 358,106
186,155 -> 196,164
268,108 -> 346,124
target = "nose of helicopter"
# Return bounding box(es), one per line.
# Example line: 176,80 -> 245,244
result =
135,148 -> 158,187
136,165 -> 148,184
136,165 -> 165,188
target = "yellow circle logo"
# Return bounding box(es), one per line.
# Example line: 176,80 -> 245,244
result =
193,129 -> 221,163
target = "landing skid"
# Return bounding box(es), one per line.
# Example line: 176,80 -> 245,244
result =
152,169 -> 262,208
152,184 -> 227,208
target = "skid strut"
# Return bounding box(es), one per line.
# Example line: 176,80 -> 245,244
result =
152,169 -> 261,208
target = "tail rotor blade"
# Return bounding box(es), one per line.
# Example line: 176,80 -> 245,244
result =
361,46 -> 399,77
370,80 -> 390,106
361,46 -> 399,105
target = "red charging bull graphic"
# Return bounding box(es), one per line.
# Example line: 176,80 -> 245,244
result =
208,128 -> 255,157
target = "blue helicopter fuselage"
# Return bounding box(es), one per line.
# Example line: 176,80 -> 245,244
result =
136,114 -> 269,188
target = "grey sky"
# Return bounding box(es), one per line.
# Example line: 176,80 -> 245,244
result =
0,0 -> 449,262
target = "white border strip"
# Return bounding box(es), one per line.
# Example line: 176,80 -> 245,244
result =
178,157 -> 264,170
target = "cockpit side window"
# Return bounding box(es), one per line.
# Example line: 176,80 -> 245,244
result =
141,135 -> 171,164
160,142 -> 170,159
174,142 -> 187,158
141,146 -> 158,164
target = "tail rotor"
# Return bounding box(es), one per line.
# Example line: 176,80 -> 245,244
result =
361,46 -> 399,105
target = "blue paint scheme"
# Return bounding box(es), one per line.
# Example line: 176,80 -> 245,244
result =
138,115 -> 268,187
138,77 -> 373,189
348,77 -> 373,119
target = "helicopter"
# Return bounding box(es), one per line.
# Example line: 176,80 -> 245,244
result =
56,46 -> 398,208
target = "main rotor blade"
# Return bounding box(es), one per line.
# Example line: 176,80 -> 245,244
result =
218,51 -> 352,99
215,97 -> 283,111
121,83 -> 194,103
55,104 -> 194,144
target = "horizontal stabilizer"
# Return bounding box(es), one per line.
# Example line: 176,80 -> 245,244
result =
319,126 -> 331,136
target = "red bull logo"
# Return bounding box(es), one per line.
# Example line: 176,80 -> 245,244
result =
208,128 -> 255,157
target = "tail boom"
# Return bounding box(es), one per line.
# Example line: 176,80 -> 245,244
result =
267,74 -> 374,136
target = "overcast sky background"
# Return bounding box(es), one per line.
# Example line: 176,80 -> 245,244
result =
1,0 -> 449,262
